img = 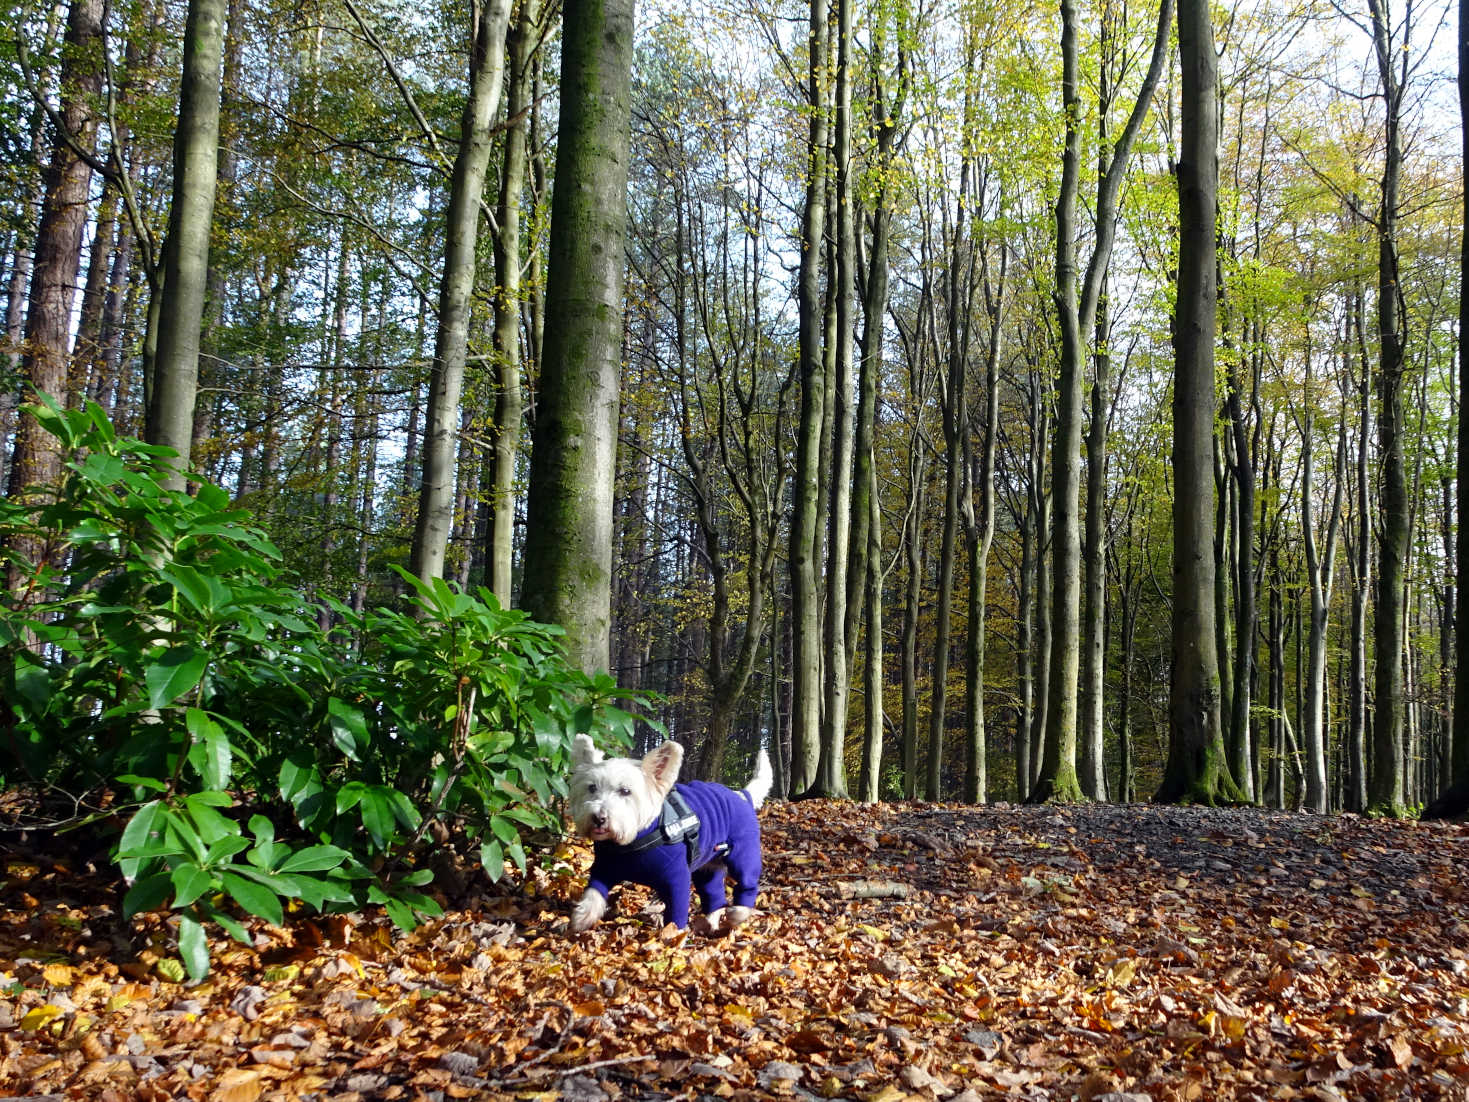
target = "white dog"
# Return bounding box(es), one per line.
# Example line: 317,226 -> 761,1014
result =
567,735 -> 772,934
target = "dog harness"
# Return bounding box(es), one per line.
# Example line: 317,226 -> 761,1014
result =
620,789 -> 707,866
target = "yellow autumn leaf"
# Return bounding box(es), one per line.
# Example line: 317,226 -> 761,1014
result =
41,962 -> 75,987
20,1004 -> 66,1031
1104,957 -> 1140,987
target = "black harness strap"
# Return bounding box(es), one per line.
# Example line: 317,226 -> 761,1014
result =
622,790 -> 703,866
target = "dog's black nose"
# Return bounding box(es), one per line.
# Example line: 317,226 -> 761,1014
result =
592,812 -> 607,827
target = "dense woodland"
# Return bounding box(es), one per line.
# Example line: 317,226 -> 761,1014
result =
3,0 -> 1467,815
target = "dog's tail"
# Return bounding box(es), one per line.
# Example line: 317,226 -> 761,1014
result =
744,747 -> 774,809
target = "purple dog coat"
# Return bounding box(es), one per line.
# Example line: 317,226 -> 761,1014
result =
584,780 -> 762,928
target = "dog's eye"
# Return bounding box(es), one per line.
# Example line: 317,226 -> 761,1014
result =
585,782 -> 597,795
617,786 -> 631,798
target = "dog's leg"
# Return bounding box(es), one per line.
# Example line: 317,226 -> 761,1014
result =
726,905 -> 756,927
569,888 -> 608,934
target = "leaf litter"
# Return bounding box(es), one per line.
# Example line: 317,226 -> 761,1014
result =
2,801 -> 1468,1100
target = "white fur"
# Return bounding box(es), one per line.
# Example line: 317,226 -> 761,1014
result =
566,735 -> 771,934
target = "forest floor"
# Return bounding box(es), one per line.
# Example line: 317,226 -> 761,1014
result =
2,799 -> 1468,1101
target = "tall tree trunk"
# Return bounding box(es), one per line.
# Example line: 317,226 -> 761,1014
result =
1034,0 -> 1171,803
1347,285 -> 1372,811
1367,0 -> 1409,817
5,0 -> 104,593
147,0 -> 227,490
964,247 -> 1004,804
1299,366 -> 1345,813
410,0 -> 513,582
1078,284 -> 1110,801
1225,331 -> 1259,801
5,0 -> 103,499
1446,0 -> 1469,813
815,0 -> 854,798
788,0 -> 830,793
520,0 -> 634,673
486,0 -> 538,605
854,17 -> 904,800
1157,0 -> 1242,805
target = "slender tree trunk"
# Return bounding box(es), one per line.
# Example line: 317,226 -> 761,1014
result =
520,0 -> 634,673
1448,0 -> 1469,810
1300,376 -> 1346,813
147,0 -> 227,489
1225,332 -> 1258,801
964,297 -> 1002,804
5,0 -> 104,596
1367,0 -> 1409,817
1078,273 -> 1111,800
486,0 -> 538,606
815,0 -> 854,798
1347,288 -> 1372,811
901,450 -> 926,799
788,0 -> 830,793
1035,0 -> 1171,803
410,0 -> 513,582
1158,0 -> 1241,805
854,19 -> 904,799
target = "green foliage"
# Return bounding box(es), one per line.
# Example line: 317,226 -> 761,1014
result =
1,397 -> 647,978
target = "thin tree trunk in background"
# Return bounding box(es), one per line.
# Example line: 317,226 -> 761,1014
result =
192,0 -> 243,483
147,0 -> 227,490
1078,282 -> 1110,801
964,246 -> 1004,804
410,0 -> 512,582
1346,285 -> 1372,811
1367,0 -> 1409,816
927,182 -> 972,802
5,0 -> 104,592
71,183 -> 116,402
854,13 -> 904,800
1299,357 -> 1345,813
1268,535 -> 1286,808
1158,0 -> 1241,805
788,0 -> 830,793
1036,0 -> 1170,804
815,0 -> 854,798
1225,326 -> 1259,801
486,0 -> 538,606
520,0 -> 634,673
1446,0 -> 1469,813
900,447 -> 926,800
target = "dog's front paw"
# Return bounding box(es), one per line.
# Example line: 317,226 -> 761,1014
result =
569,889 -> 607,934
726,905 -> 757,927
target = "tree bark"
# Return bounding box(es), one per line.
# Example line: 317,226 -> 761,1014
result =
486,0 -> 539,605
1157,0 -> 1242,806
815,0 -> 855,798
520,0 -> 635,673
1034,0 -> 1171,803
788,0 -> 831,793
5,0 -> 104,596
410,0 -> 513,582
1450,0 -> 1469,809
1366,0 -> 1409,817
146,0 -> 228,489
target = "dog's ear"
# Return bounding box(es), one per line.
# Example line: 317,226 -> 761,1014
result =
641,741 -> 683,797
571,734 -> 604,768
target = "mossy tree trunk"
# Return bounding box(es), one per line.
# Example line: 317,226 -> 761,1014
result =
520,0 -> 635,674
1157,0 -> 1244,806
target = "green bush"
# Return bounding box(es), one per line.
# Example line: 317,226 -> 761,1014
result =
1,397 -> 647,979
